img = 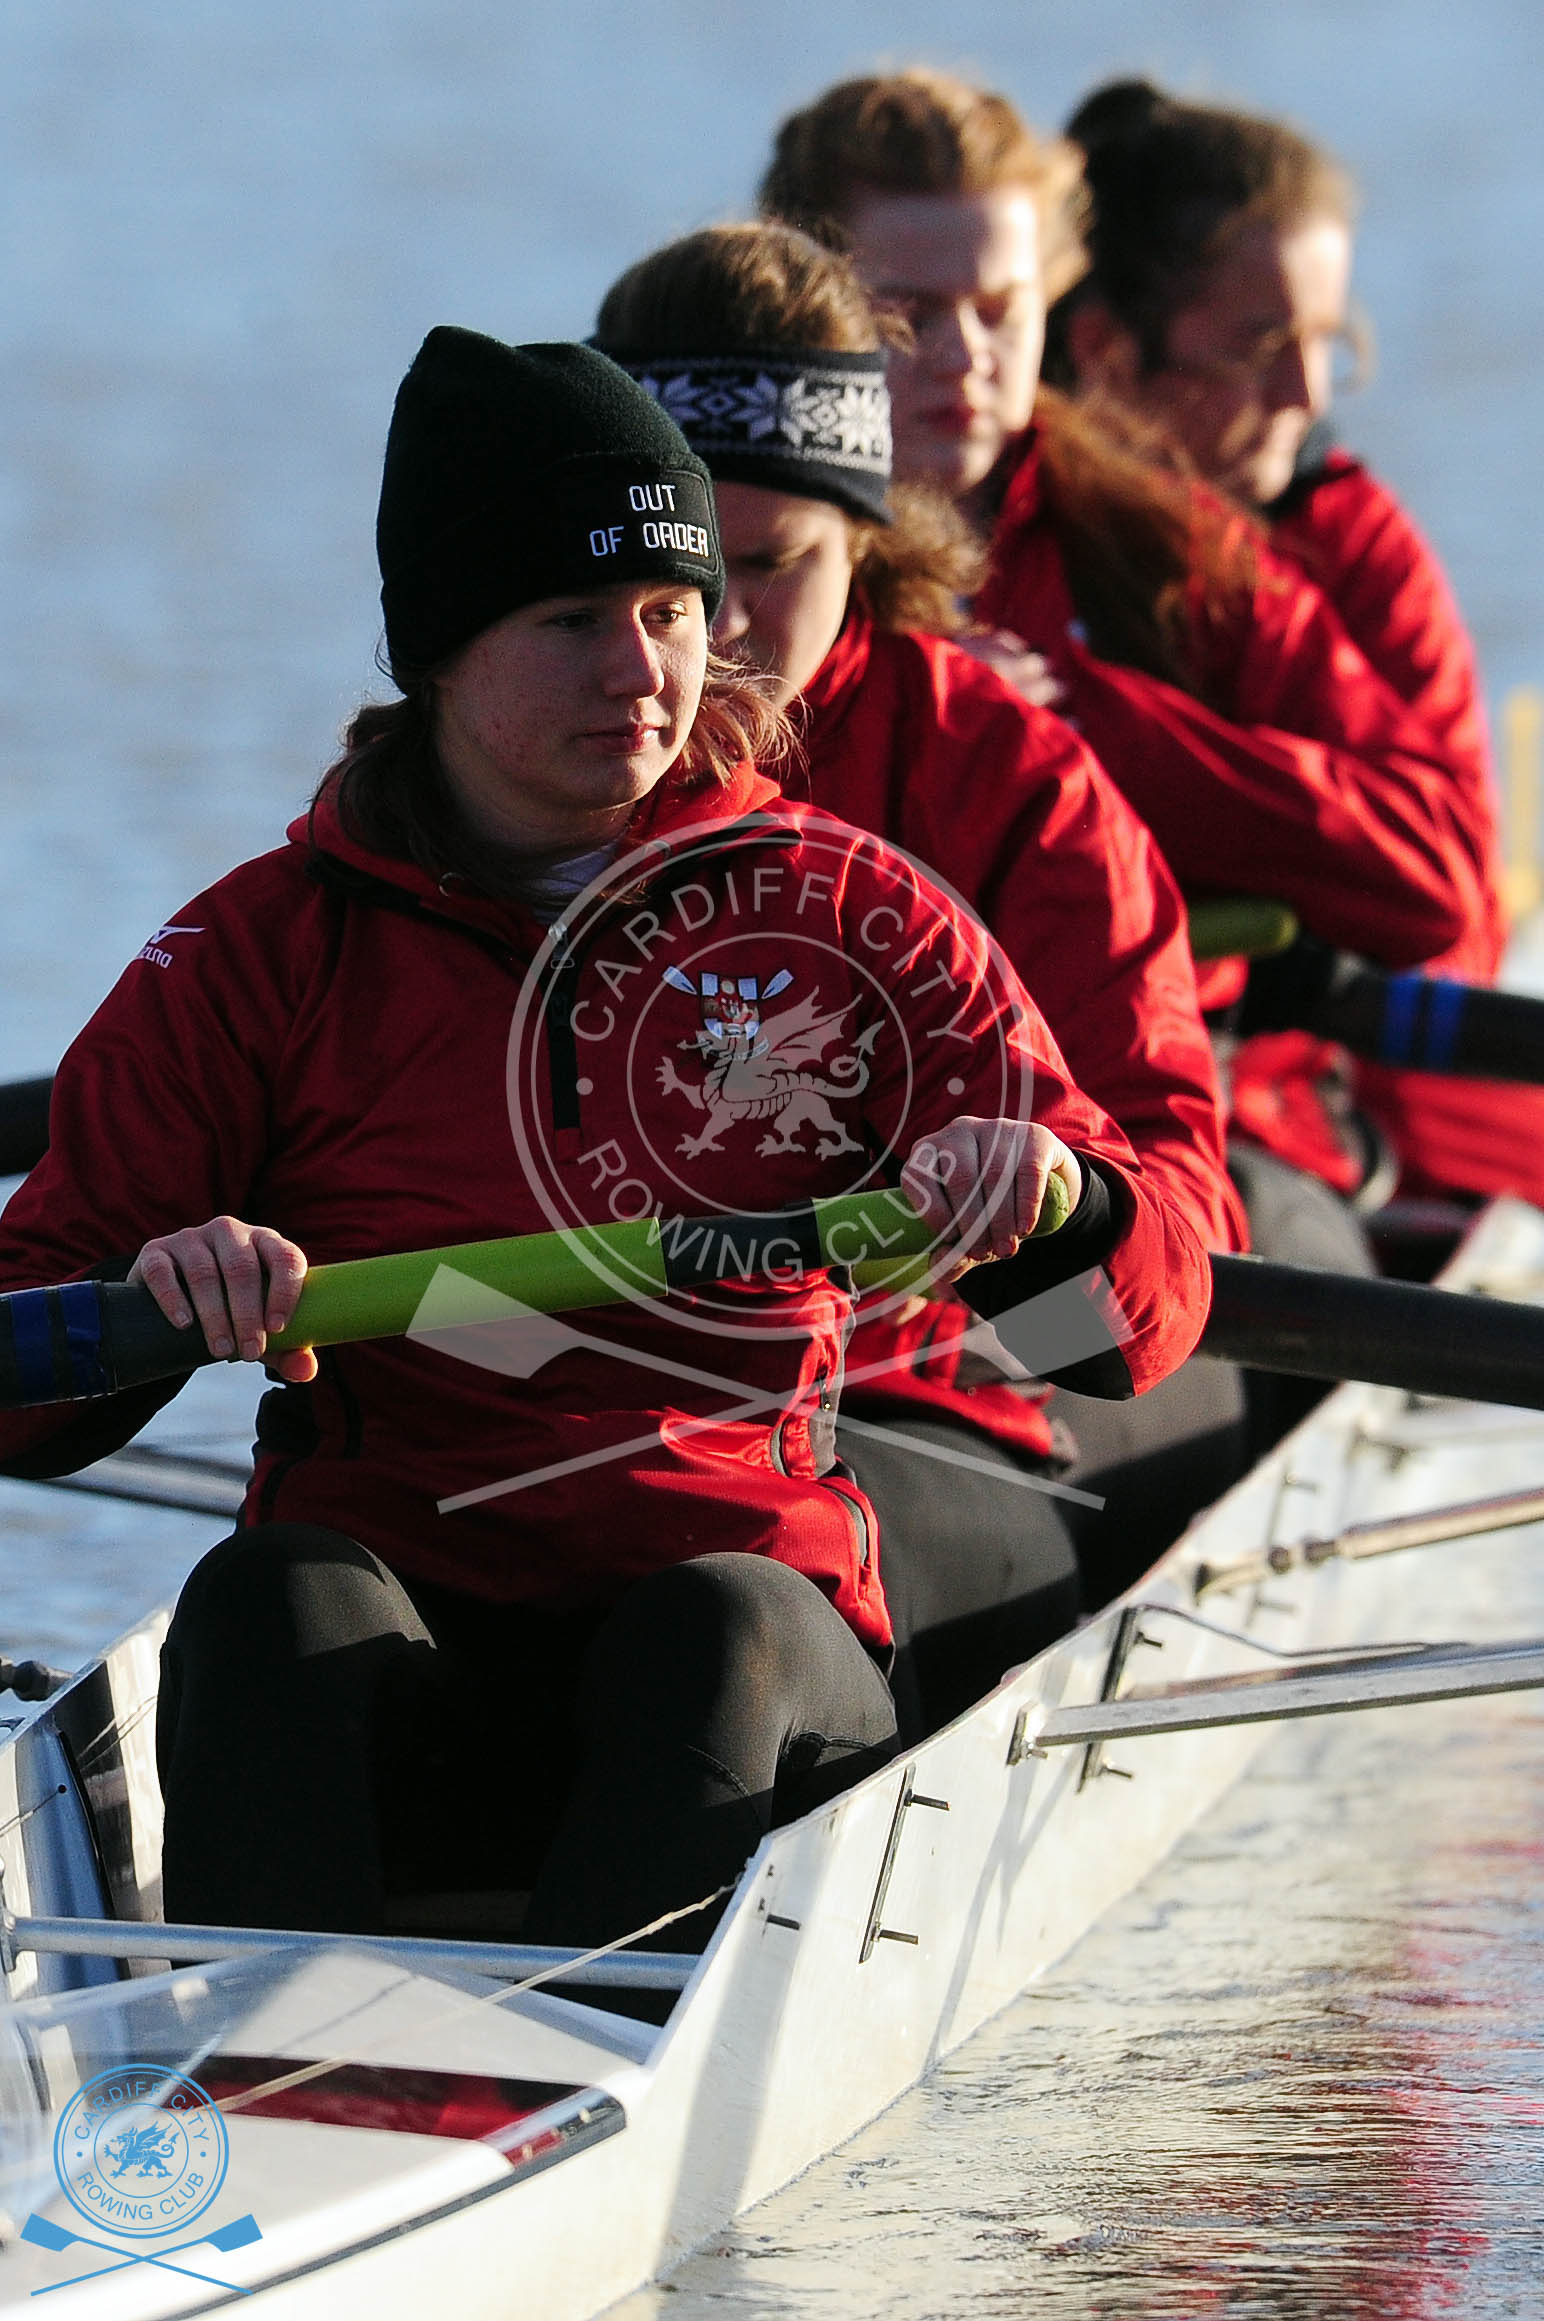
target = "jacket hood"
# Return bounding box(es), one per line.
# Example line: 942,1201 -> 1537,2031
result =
291,759 -> 787,919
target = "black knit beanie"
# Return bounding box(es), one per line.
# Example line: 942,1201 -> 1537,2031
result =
377,329 -> 725,676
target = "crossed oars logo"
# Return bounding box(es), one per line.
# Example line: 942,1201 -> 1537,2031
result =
23,2066 -> 262,2298
21,2209 -> 262,2296
408,1253 -> 1129,1514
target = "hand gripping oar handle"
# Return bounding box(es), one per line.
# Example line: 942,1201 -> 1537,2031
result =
0,1177 -> 1079,1412
0,1188 -> 937,1411
849,1166 -> 1073,1295
1242,934 -> 1544,1086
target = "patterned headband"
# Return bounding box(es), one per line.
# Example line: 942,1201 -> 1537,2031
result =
614,350 -> 892,523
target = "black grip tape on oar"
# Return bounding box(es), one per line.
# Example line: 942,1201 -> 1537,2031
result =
1241,936 -> 1544,1086
0,1280 -> 210,1407
0,1076 -> 53,1178
654,1202 -> 826,1291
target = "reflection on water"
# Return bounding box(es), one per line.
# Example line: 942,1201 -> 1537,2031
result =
617,1549 -> 1544,2320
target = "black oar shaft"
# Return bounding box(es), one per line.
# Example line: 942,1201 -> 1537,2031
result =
1304,959 -> 1544,1085
0,1278 -> 203,1407
1203,1252 -> 1544,1411
1242,936 -> 1544,1086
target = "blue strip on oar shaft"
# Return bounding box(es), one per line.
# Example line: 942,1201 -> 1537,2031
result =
1301,958 -> 1544,1084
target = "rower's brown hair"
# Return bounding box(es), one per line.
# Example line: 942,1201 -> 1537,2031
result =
323,650 -> 785,890
759,71 -> 1257,696
758,67 -> 1085,302
1051,78 -> 1358,376
594,221 -> 982,637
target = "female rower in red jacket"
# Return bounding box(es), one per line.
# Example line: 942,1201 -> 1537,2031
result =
757,70 -> 1495,1273
592,220 -> 1245,1731
1046,74 -> 1542,1213
0,331 -> 1201,1952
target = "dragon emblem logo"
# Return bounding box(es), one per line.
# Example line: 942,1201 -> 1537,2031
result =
105,2123 -> 180,2179
49,2063 -> 234,2244
656,965 -> 879,1159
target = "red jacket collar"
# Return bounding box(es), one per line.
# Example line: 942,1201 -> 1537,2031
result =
292,759 -> 787,930
800,604 -> 874,735
992,426 -> 1044,542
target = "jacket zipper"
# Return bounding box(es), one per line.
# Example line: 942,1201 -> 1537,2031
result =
543,928 -> 584,1135
821,1472 -> 875,1571
536,822 -> 807,1141
770,1362 -> 832,1480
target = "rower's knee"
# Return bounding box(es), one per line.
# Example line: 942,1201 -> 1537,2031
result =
167,1524 -> 428,1664
581,1554 -> 895,1776
157,1526 -> 435,1798
608,1552 -> 834,1696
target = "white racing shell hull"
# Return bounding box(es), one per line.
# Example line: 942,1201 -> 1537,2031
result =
1,1198 -> 1542,2315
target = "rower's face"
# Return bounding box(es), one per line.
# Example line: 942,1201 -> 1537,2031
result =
433,581 -> 708,847
843,189 -> 1044,500
711,483 -> 855,705
1132,216 -> 1354,506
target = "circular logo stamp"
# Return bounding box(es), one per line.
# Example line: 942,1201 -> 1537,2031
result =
53,2066 -> 228,2238
504,807 -> 1033,1342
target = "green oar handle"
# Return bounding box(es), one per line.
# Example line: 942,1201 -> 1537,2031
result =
0,1188 -> 934,1411
850,1166 -> 1073,1296
263,1186 -> 935,1355
1187,899 -> 1300,962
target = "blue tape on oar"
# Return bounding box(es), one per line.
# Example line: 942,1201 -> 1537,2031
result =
1379,974 -> 1422,1065
1422,977 -> 1466,1072
57,1279 -> 109,1398
6,1289 -> 59,1405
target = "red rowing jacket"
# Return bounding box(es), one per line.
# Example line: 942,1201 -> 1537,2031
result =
1271,446 -> 1544,1204
977,428 -> 1498,1189
790,610 -> 1240,1454
0,769 -> 1205,1649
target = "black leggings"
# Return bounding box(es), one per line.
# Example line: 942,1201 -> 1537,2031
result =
157,1527 -> 897,1950
835,1417 -> 1081,1744
839,1355 -> 1250,1743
